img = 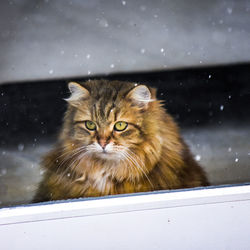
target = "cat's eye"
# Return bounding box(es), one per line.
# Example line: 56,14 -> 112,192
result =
114,121 -> 128,131
85,120 -> 96,130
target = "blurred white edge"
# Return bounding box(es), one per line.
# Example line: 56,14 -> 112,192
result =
0,184 -> 250,225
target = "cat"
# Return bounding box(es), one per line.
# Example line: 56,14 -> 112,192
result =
33,79 -> 208,202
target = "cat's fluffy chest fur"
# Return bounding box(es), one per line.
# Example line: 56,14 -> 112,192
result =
33,80 -> 208,203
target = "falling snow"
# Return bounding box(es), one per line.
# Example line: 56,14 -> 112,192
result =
40,170 -> 45,175
140,48 -> 145,54
98,18 -> 109,28
26,186 -> 32,191
18,144 -> 24,152
195,155 -> 201,161
140,5 -> 146,12
227,7 -> 233,14
0,169 -> 7,176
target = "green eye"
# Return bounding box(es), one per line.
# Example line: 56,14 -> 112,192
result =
114,121 -> 128,131
85,120 -> 96,131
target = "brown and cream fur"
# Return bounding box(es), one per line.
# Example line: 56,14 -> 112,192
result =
33,80 -> 208,202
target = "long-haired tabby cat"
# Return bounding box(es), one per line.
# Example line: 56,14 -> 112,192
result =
33,80 -> 208,202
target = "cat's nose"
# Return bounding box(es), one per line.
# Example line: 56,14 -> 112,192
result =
99,138 -> 107,149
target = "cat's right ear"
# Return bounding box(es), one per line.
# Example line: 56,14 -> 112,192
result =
126,85 -> 154,109
64,82 -> 90,105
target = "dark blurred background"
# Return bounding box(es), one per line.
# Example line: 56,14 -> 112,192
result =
0,63 -> 250,145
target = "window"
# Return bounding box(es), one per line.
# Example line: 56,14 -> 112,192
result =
0,1 -> 250,249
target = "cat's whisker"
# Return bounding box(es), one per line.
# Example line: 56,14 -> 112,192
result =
123,152 -> 147,183
59,144 -> 100,182
116,151 -> 139,181
128,152 -> 152,185
71,151 -> 93,172
126,148 -> 147,169
122,151 -> 143,175
56,152 -> 80,183
55,145 -> 90,180
55,146 -> 87,174
55,145 -> 85,160
123,149 -> 153,188
58,150 -> 90,183
110,145 -> 142,178
69,149 -> 93,172
55,145 -> 86,163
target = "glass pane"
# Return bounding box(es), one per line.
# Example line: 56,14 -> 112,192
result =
0,0 -> 250,208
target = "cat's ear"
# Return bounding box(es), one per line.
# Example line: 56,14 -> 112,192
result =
65,82 -> 90,105
127,85 -> 153,108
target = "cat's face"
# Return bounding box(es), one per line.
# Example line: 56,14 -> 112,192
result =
63,80 -> 155,162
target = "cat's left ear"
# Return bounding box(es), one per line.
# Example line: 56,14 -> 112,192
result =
126,85 -> 154,108
65,82 -> 90,105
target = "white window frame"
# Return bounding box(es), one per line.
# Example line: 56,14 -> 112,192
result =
1,184 -> 250,249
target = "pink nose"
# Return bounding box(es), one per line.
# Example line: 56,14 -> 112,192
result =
99,139 -> 107,149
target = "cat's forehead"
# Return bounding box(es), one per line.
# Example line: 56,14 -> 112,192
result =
90,86 -> 120,106
74,80 -> 146,123
86,80 -> 133,100
89,93 -> 128,123
86,80 -> 133,119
